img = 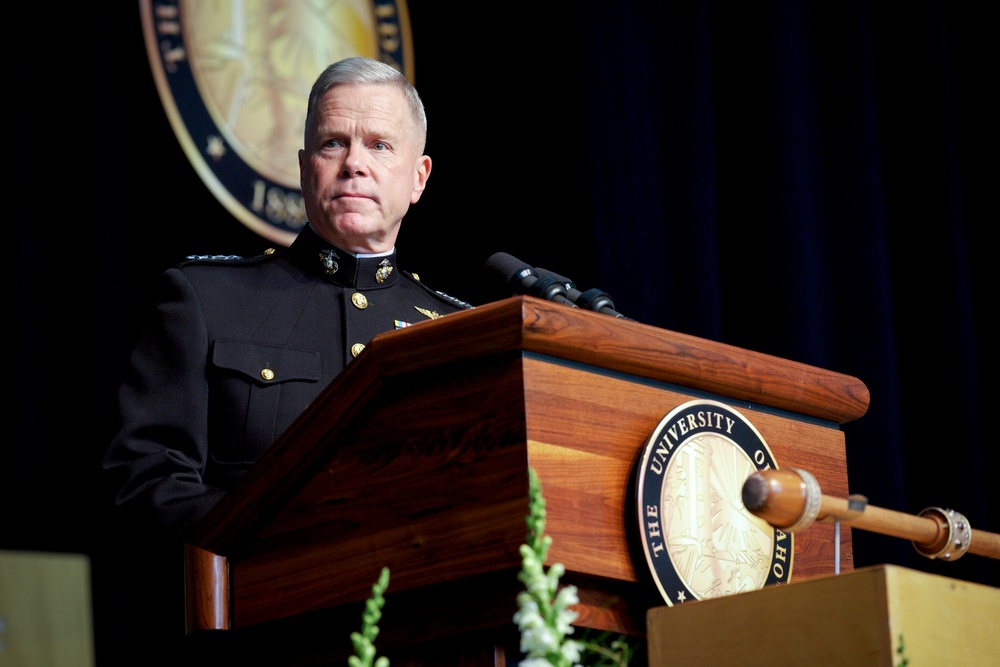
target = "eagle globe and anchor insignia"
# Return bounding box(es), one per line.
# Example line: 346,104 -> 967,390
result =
140,1 -> 415,246
635,399 -> 792,606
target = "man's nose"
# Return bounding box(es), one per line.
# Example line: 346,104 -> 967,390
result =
340,145 -> 367,176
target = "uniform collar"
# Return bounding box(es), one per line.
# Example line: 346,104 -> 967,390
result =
289,225 -> 399,290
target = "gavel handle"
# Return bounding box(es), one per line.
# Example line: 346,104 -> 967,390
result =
742,468 -> 1000,561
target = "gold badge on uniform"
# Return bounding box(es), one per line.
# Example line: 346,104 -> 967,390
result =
319,249 -> 340,275
415,306 -> 441,320
375,259 -> 393,283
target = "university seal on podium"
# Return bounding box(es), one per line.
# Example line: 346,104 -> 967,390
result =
634,399 -> 792,605
140,1 -> 415,246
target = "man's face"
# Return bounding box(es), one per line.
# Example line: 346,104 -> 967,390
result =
298,83 -> 431,253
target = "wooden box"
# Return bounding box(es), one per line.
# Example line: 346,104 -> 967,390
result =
647,564 -> 999,665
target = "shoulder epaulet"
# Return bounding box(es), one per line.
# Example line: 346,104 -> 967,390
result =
183,254 -> 245,261
435,290 -> 476,310
405,269 -> 475,309
179,247 -> 281,266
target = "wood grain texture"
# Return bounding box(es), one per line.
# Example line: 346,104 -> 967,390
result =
522,356 -> 853,588
368,296 -> 870,423
184,543 -> 229,633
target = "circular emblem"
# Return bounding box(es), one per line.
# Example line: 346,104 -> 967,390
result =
634,399 -> 792,606
140,1 -> 415,246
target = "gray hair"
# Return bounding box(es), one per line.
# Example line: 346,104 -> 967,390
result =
304,56 -> 428,150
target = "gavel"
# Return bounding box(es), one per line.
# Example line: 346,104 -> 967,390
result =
741,468 -> 1000,561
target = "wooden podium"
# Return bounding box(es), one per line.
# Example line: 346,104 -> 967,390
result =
184,295 -> 870,665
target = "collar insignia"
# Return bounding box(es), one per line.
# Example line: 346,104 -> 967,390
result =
375,259 -> 393,284
319,248 -> 340,275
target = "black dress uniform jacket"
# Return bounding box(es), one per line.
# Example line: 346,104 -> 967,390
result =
103,224 -> 472,535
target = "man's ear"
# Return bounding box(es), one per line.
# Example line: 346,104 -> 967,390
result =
411,155 -> 432,204
298,149 -> 306,190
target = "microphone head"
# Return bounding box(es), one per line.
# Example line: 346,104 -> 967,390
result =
484,252 -> 537,288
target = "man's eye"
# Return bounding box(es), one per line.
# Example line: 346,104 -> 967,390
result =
372,141 -> 387,151
325,138 -> 345,148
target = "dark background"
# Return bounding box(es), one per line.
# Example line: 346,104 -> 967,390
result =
10,1 -> 996,664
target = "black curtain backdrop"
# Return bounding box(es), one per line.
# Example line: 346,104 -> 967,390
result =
10,2 -> 995,664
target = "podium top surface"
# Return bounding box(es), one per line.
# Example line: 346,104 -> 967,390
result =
369,296 -> 870,424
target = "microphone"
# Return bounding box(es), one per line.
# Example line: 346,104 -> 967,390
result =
535,267 -> 631,320
483,252 -> 578,308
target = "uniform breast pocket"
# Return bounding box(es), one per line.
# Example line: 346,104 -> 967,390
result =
208,340 -> 322,465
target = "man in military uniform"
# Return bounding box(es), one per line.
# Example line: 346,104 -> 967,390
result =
100,56 -> 473,665
103,56 -> 471,539
103,58 -> 471,665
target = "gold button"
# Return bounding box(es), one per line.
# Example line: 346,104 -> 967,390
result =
351,292 -> 368,309
351,343 -> 366,357
260,368 -> 275,381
